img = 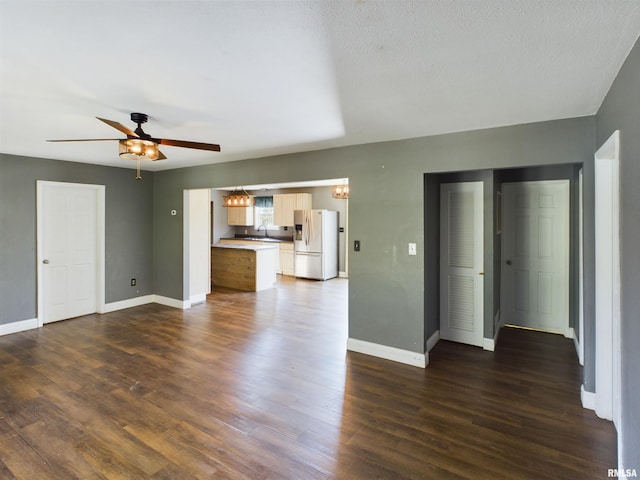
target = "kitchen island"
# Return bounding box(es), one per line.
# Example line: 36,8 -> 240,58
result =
211,243 -> 278,292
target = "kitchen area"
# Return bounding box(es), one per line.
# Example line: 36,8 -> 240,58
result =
209,180 -> 349,292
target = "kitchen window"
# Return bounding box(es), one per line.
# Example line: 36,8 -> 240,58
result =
254,196 -> 275,229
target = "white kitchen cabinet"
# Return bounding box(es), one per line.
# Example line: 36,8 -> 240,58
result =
273,194 -> 295,226
226,206 -> 254,226
279,242 -> 294,276
273,193 -> 312,226
295,193 -> 312,211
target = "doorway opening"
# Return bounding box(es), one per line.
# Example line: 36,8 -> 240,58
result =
183,179 -> 349,304
425,165 -> 581,360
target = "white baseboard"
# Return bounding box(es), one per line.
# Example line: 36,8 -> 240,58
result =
565,326 -> 575,340
0,318 -> 39,336
572,328 -> 584,365
484,314 -> 503,352
189,293 -> 207,305
153,295 -> 191,310
483,338 -> 495,352
338,271 -> 348,278
101,295 -> 154,313
1,295 -> 189,338
103,294 -> 190,312
426,330 -> 440,352
581,384 -> 596,411
347,338 -> 426,368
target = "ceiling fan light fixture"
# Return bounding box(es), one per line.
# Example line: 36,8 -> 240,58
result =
118,138 -> 159,161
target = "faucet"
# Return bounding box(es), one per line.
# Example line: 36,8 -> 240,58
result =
257,225 -> 269,238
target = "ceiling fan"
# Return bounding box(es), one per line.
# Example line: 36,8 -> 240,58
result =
47,112 -> 221,179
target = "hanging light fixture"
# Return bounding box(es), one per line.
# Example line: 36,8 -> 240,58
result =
223,188 -> 254,207
119,139 -> 160,180
331,183 -> 349,199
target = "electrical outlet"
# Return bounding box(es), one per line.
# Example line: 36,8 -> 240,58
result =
408,243 -> 417,255
354,240 -> 361,252
130,278 -> 136,286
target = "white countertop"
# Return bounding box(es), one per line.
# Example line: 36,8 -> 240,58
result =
212,243 -> 278,251
219,237 -> 293,244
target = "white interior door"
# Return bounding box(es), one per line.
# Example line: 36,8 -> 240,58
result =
501,181 -> 569,334
38,181 -> 103,324
440,182 -> 484,347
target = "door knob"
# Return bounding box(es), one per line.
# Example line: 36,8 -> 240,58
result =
506,260 -> 512,265
42,259 -> 50,264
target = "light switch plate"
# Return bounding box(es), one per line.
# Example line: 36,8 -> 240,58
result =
408,243 -> 417,255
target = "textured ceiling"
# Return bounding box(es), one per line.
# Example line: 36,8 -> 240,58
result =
1,0 -> 639,172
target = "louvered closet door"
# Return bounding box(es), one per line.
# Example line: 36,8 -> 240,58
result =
440,182 -> 484,347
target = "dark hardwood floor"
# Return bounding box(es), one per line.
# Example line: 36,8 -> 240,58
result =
0,277 -> 616,479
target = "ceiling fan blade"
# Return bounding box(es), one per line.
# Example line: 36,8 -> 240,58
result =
155,138 -> 221,152
47,138 -> 122,142
155,150 -> 167,160
96,117 -> 138,137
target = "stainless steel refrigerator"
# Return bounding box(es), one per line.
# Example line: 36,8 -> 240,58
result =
294,209 -> 338,280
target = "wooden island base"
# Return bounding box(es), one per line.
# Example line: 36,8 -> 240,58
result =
211,244 -> 277,292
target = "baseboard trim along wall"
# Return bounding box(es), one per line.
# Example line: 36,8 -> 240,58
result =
484,310 -> 504,352
152,295 -> 191,310
572,328 -> 583,366
581,384 -> 596,411
101,295 -> 155,313
103,294 -> 191,311
565,326 -> 575,339
426,330 -> 440,352
347,338 -> 427,368
483,338 -> 495,352
189,294 -> 207,305
484,324 -> 502,352
0,295 -> 191,338
0,318 -> 39,336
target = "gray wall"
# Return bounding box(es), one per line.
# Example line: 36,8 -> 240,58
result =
0,154 -> 154,324
151,116 -> 595,358
596,36 -> 640,468
211,189 -> 235,244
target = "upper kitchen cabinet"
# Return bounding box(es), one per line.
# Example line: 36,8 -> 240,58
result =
227,206 -> 254,226
273,193 -> 312,226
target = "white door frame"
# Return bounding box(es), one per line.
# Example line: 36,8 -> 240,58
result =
37,181 -> 106,326
578,168 -> 584,365
183,189 -> 211,305
594,130 -> 621,433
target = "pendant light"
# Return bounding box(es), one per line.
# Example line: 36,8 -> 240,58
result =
223,188 -> 254,207
331,183 -> 349,199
